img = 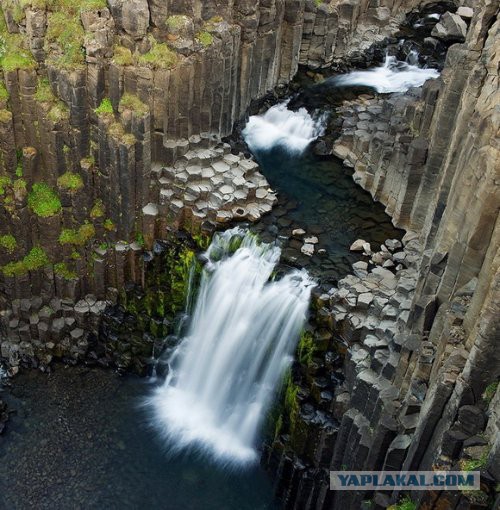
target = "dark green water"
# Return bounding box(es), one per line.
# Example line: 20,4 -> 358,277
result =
252,146 -> 403,281
0,367 -> 277,510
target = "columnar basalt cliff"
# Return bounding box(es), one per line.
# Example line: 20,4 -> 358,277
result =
0,0 -> 499,509
0,0 -> 440,367
265,1 -> 499,508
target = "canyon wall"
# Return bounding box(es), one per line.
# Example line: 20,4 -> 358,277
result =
0,1 -> 499,509
265,1 -> 499,509
0,0 -> 436,368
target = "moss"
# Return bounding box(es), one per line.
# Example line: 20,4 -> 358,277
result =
45,10 -> 85,69
298,330 -> 315,366
108,121 -> 135,145
2,260 -> 26,277
165,15 -> 190,31
34,78 -> 55,103
28,182 -> 62,217
90,199 -> 104,219
192,233 -> 211,250
24,246 -> 49,269
135,232 -> 145,247
388,497 -> 416,510
112,45 -> 133,66
284,372 -> 300,437
483,381 -> 498,403
104,218 -> 115,231
94,97 -> 113,116
460,451 -> 489,471
58,222 -> 95,246
15,162 -> 23,177
0,234 -> 16,253
57,171 -> 84,192
54,261 -> 78,279
0,81 -> 9,101
138,36 -> 178,70
13,178 -> 26,193
0,32 -> 36,72
0,176 -> 12,195
3,245 -> 50,276
122,133 -> 136,145
47,101 -> 69,123
0,109 -> 12,123
81,155 -> 95,168
196,31 -> 214,47
119,93 -> 148,116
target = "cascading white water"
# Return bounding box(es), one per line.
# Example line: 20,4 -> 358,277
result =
243,102 -> 326,154
331,55 -> 439,93
149,228 -> 315,465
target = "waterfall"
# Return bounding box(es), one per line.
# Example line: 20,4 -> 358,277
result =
331,55 -> 439,93
243,102 -> 326,154
149,228 -> 315,465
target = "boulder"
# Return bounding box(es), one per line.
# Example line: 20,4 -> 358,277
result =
431,12 -> 467,42
350,239 -> 366,251
456,6 -> 473,20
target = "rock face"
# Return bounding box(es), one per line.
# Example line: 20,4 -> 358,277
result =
431,11 -> 467,41
265,1 -> 500,509
0,1 -> 499,509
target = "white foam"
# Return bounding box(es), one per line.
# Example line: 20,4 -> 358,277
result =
332,55 -> 440,94
243,102 -> 326,154
148,228 -> 315,466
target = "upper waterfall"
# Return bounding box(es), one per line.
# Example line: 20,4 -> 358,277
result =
330,55 -> 440,93
148,228 -> 315,466
243,102 -> 327,154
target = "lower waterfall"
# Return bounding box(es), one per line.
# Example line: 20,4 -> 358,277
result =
149,228 -> 315,465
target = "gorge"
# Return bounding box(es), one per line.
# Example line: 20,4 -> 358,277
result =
0,0 -> 499,509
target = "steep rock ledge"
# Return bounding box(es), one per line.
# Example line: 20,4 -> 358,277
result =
266,1 -> 499,508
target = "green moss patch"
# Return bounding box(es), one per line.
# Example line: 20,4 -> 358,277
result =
138,37 -> 178,70
2,246 -> 49,277
103,218 -> 115,231
0,81 -> 9,101
95,97 -> 113,116
0,25 -> 36,72
54,261 -> 78,279
0,176 -> 12,195
90,199 -> 104,218
112,45 -> 133,66
0,234 -> 16,253
483,381 -> 498,403
196,31 -> 214,47
57,171 -> 83,192
34,78 -> 55,103
28,182 -> 62,217
58,222 -> 95,246
165,14 -> 190,31
119,93 -> 148,116
389,497 -> 416,510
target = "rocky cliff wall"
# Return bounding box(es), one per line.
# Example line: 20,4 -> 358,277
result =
0,1 -> 499,508
0,0 -> 438,369
265,1 -> 499,508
